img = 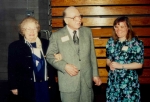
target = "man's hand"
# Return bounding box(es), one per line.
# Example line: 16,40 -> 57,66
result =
11,89 -> 18,95
93,77 -> 102,86
65,64 -> 79,76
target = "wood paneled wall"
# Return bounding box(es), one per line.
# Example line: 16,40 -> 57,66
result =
50,0 -> 150,83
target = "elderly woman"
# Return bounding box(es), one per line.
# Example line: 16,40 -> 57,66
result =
106,16 -> 144,102
8,16 -> 60,102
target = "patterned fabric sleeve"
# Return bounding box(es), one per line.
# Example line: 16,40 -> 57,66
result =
106,38 -> 113,60
133,39 -> 144,64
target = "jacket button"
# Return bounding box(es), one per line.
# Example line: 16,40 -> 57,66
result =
30,78 -> 32,80
49,86 -> 51,89
29,67 -> 31,69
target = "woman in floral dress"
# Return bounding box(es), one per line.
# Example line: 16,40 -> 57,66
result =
106,16 -> 144,102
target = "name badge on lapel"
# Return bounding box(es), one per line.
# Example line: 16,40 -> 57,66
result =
122,46 -> 128,51
61,35 -> 69,42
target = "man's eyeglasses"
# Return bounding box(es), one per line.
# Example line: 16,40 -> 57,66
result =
65,15 -> 82,21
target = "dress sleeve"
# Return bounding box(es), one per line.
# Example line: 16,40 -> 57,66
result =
106,38 -> 113,60
133,40 -> 144,64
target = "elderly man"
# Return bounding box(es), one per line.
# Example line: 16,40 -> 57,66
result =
46,6 -> 102,102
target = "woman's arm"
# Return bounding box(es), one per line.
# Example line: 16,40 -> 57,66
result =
111,62 -> 143,70
106,59 -> 115,71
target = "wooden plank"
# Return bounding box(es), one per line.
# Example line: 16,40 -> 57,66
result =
51,0 -> 150,6
140,38 -> 150,46
94,39 -> 108,47
97,59 -> 150,68
140,69 -> 150,77
97,59 -> 106,67
82,17 -> 150,27
52,28 -> 150,37
52,17 -> 150,27
133,27 -> 150,37
52,6 -> 150,16
91,28 -> 150,37
144,49 -> 150,57
92,28 -> 112,38
98,68 -> 108,77
143,59 -> 150,68
95,49 -> 106,57
99,77 -> 107,83
52,19 -> 63,27
134,28 -> 150,37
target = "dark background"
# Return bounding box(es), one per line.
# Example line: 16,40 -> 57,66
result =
0,0 -> 50,81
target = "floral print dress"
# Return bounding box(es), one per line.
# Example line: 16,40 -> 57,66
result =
106,37 -> 144,102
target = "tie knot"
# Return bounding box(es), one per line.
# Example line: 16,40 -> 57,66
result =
73,30 -> 77,35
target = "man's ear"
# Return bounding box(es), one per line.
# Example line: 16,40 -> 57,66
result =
64,18 -> 68,24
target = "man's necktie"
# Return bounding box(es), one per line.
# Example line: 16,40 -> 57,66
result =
73,30 -> 79,45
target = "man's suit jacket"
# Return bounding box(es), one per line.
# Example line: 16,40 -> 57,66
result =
8,38 -> 57,101
46,26 -> 99,92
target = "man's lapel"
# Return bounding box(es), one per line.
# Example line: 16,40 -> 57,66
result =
78,27 -> 85,55
62,27 -> 77,53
